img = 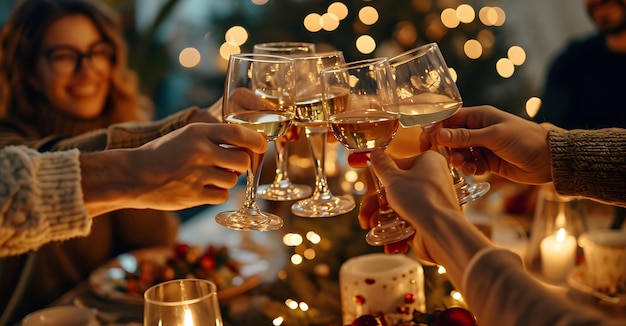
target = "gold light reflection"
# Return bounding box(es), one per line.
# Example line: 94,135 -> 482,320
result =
178,47 -> 201,68
441,8 -> 460,28
456,4 -> 475,24
304,13 -> 323,32
359,6 -> 379,25
283,233 -> 304,246
225,26 -> 248,46
492,7 -> 506,26
479,7 -> 496,26
291,254 -> 303,265
272,316 -> 284,326
251,0 -> 269,5
285,299 -> 299,309
496,58 -> 514,78
437,265 -> 447,274
507,45 -> 526,66
299,302 -> 310,311
451,290 -> 464,302
306,231 -> 321,244
463,39 -> 482,59
219,42 -> 240,60
321,12 -> 340,31
449,67 -> 458,82
394,21 -> 418,47
328,2 -> 349,20
526,97 -> 542,118
303,248 -> 316,260
356,35 -> 376,54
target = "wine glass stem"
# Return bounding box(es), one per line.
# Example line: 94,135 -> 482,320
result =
272,138 -> 291,184
366,160 -> 396,224
305,126 -> 332,198
241,151 -> 266,214
422,125 -> 465,186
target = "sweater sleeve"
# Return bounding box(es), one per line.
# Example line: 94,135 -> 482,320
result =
549,128 -> 626,207
0,146 -> 90,257
461,247 -> 620,326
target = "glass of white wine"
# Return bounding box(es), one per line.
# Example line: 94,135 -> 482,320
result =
389,43 -> 490,205
215,54 -> 295,231
321,57 -> 415,246
252,42 -> 315,201
289,51 -> 356,218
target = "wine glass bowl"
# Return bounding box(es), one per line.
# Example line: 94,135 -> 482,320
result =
289,51 -> 356,218
389,43 -> 489,205
252,42 -> 315,201
321,58 -> 415,246
215,54 -> 296,231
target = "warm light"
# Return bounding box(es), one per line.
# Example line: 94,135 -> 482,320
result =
449,67 -> 458,82
306,231 -> 321,244
303,248 -> 316,260
184,308 -> 193,326
496,58 -> 514,78
556,228 -> 567,243
251,0 -> 269,4
463,39 -> 482,59
277,270 -> 288,280
492,7 -> 506,26
394,21 -> 418,47
299,302 -> 309,311
456,4 -> 475,23
477,29 -> 495,48
354,181 -> 366,192
359,6 -> 379,25
507,45 -> 526,66
219,42 -> 240,60
321,12 -> 340,31
179,47 -> 201,68
356,35 -> 376,54
225,26 -> 248,46
479,7 -> 496,26
525,97 -> 542,118
304,13 -> 323,32
437,265 -> 447,274
441,8 -> 460,28
344,170 -> 359,182
285,299 -> 299,309
451,290 -> 464,301
283,233 -> 304,246
291,254 -> 303,265
328,2 -> 348,20
272,316 -> 284,325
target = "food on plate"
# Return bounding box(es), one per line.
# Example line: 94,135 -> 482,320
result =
113,243 -> 241,295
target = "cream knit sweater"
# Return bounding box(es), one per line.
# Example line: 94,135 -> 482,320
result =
0,146 -> 90,257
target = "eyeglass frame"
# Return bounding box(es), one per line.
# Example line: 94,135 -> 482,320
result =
39,41 -> 115,75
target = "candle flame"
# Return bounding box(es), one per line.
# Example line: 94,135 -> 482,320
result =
555,228 -> 567,243
184,308 -> 193,326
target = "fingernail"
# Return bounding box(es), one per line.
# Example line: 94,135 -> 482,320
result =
439,129 -> 452,142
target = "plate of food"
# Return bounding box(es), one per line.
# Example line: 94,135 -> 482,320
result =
88,242 -> 269,304
567,264 -> 626,305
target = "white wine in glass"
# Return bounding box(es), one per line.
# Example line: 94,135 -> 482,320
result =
289,51 -> 356,218
215,54 -> 296,231
322,57 -> 414,246
253,42 -> 315,201
390,43 -> 490,205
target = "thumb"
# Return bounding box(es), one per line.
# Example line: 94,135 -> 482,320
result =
369,149 -> 399,187
437,127 -> 492,149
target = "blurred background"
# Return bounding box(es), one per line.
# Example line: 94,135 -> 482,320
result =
0,0 -> 594,120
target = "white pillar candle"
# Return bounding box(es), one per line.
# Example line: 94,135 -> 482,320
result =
540,228 -> 577,282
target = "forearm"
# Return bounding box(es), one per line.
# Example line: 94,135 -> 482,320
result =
549,128 -> 626,206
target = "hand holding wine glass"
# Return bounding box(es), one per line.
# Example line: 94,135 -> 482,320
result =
215,54 -> 296,231
321,57 -> 414,246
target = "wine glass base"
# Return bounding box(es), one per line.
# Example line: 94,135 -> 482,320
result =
215,210 -> 283,231
291,195 -> 355,218
257,183 -> 313,201
457,181 -> 491,206
366,223 -> 415,246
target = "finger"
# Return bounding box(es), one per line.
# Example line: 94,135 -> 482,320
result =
368,149 -> 399,187
437,127 -> 496,151
210,147 -> 251,175
205,124 -> 268,154
198,186 -> 230,205
358,193 -> 379,229
202,166 -> 241,189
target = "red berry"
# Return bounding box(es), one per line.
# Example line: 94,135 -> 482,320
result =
351,314 -> 381,326
433,307 -> 478,326
200,254 -> 215,270
174,243 -> 190,258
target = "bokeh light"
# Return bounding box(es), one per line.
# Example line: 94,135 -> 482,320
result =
321,12 -> 340,31
219,42 -> 240,60
304,13 -> 323,32
526,96 -> 542,118
496,58 -> 515,78
251,0 -> 269,5
456,4 -> 475,24
178,47 -> 201,68
507,45 -> 526,66
441,8 -> 460,28
463,39 -> 482,59
356,35 -> 376,54
225,26 -> 248,46
359,6 -> 379,25
328,2 -> 348,20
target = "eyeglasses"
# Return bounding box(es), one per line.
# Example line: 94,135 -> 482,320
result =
41,42 -> 114,75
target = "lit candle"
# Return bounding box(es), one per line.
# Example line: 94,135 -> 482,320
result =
540,228 -> 576,282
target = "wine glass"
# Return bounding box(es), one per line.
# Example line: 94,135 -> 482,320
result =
289,51 -> 356,218
321,57 -> 414,245
144,279 -> 223,326
389,43 -> 490,205
253,42 -> 315,201
215,54 -> 296,231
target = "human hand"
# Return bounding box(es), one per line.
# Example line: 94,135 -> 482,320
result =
420,105 -> 555,184
120,123 -> 267,210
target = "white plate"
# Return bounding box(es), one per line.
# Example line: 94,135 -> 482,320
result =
567,264 -> 626,305
88,246 -> 269,304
